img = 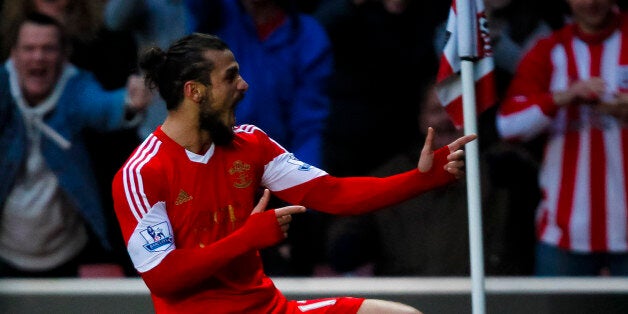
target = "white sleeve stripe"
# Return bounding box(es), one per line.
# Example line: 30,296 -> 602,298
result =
233,125 -> 287,151
122,137 -> 155,221
262,152 -> 327,191
134,142 -> 162,212
123,136 -> 157,221
234,124 -> 257,134
123,136 -> 161,221
125,136 -> 157,220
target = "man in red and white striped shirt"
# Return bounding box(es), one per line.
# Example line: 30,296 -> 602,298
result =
497,0 -> 628,275
112,33 -> 476,313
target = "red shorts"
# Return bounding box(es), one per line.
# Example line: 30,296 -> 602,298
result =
285,297 -> 365,313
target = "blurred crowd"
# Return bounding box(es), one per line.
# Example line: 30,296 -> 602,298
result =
1,0 -> 628,278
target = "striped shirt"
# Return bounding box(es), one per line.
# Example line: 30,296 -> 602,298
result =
497,13 -> 628,253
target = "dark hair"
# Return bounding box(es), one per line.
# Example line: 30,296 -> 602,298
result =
139,33 -> 230,110
5,12 -> 70,54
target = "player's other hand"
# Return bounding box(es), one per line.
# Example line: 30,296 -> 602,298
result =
252,189 -> 306,238
417,127 -> 477,179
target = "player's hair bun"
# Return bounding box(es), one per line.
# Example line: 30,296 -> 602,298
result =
139,47 -> 167,89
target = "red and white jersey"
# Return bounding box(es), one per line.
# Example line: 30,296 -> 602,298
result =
112,124 -> 454,313
496,14 -> 628,253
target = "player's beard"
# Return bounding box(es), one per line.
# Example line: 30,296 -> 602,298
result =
199,97 -> 235,146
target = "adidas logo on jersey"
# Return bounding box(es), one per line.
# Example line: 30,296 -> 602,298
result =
175,189 -> 193,205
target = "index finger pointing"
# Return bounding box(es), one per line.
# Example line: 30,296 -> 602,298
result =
275,206 -> 307,217
448,133 -> 477,152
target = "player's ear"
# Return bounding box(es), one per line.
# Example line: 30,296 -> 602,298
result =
184,81 -> 203,102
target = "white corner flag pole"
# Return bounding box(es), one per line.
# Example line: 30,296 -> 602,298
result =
461,60 -> 486,314
456,0 -> 486,313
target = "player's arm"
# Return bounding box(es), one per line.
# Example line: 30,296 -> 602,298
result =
269,129 -> 475,215
139,202 -> 303,298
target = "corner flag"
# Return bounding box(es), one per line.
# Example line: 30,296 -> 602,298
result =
435,0 -> 497,128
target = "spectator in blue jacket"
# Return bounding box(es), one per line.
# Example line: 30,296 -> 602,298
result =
0,13 -> 151,277
185,0 -> 332,168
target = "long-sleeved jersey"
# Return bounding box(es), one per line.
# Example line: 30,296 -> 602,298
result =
496,13 -> 628,253
112,124 -> 453,313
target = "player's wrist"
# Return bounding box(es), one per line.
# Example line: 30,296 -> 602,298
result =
236,210 -> 284,250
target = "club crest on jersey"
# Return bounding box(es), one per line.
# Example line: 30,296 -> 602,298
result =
287,155 -> 311,171
140,222 -> 174,252
229,160 -> 252,188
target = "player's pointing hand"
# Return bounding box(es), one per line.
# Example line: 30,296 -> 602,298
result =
252,189 -> 306,237
417,127 -> 477,179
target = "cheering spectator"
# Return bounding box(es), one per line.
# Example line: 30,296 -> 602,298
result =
0,13 -> 151,277
496,0 -> 628,276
